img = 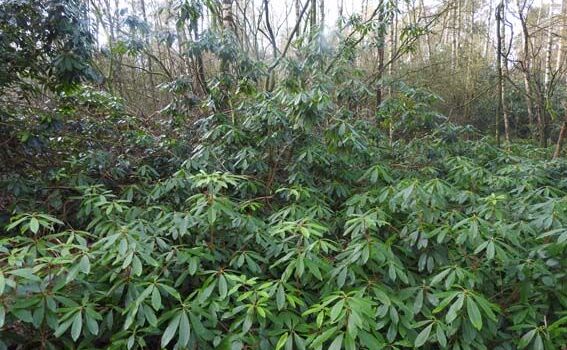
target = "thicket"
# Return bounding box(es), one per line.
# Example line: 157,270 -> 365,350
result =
1,1 -> 567,350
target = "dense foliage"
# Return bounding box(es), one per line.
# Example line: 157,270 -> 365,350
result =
1,65 -> 567,349
0,0 -> 94,91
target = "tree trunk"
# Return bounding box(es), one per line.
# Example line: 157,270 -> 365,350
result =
553,119 -> 567,158
500,2 -> 510,144
376,0 -> 386,108
543,2 -> 555,147
495,1 -> 503,144
221,0 -> 235,74
319,0 -> 325,29
484,0 -> 493,58
310,0 -> 317,35
191,17 -> 208,95
555,0 -> 566,68
222,0 -> 234,31
518,0 -> 535,135
388,9 -> 397,98
451,0 -> 458,72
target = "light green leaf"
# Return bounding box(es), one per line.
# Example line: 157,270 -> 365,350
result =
29,217 -> 40,234
329,333 -> 344,350
533,334 -> 543,350
466,298 -> 482,330
79,255 -> 90,274
0,272 -> 5,295
218,274 -> 228,299
0,305 -> 5,328
275,332 -> 289,350
446,293 -> 464,323
486,241 -> 495,260
151,286 -> 161,310
71,312 -> 82,341
436,325 -> 446,347
276,284 -> 286,310
161,313 -> 181,348
54,317 -> 74,338
518,329 -> 536,349
178,311 -> 191,347
8,268 -> 41,282
414,323 -> 433,347
86,314 -> 99,335
330,300 -> 344,323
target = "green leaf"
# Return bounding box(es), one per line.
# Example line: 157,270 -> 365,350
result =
151,286 -> 162,310
131,255 -> 143,276
8,268 -> 41,282
329,333 -> 343,350
189,312 -> 212,340
71,312 -> 82,341
330,300 -> 344,322
414,323 -> 433,347
161,313 -> 181,348
446,293 -> 464,323
533,334 -> 543,350
13,309 -> 33,322
276,284 -> 285,310
159,283 -> 181,300
473,241 -> 488,254
54,317 -> 74,338
466,297 -> 482,330
0,272 -> 5,295
518,329 -> 536,349
79,255 -> 90,274
413,290 -> 424,314
0,305 -> 5,328
85,314 -> 99,335
275,332 -> 289,350
344,333 -> 356,350
178,311 -> 191,347
29,217 -> 40,234
311,327 -> 337,348
358,330 -> 384,349
218,274 -> 228,299
433,292 -> 458,313
436,325 -> 446,347
486,241 -> 495,260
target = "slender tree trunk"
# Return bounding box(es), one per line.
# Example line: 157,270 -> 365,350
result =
495,1 -> 503,144
553,119 -> 567,158
376,0 -> 386,108
500,3 -> 510,144
296,0 -> 302,35
420,0 -> 432,60
319,0 -> 325,29
543,2 -> 555,147
518,0 -> 535,135
555,0 -> 566,68
264,0 -> 277,90
484,0 -> 493,59
263,0 -> 277,59
456,0 -> 462,68
310,0 -> 317,35
139,0 -> 156,103
388,9 -> 397,98
451,0 -> 458,72
192,18 -> 208,95
221,0 -> 235,74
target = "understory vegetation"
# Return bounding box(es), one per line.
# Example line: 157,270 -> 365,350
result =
1,0 -> 567,349
2,80 -> 567,349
